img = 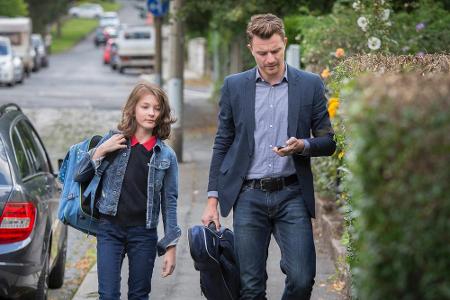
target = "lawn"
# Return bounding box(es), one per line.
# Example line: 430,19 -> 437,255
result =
51,18 -> 98,54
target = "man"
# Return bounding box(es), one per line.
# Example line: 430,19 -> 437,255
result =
202,14 -> 336,300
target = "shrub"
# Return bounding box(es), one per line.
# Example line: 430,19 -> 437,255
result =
346,73 -> 450,299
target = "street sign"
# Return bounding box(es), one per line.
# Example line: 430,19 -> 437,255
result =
147,0 -> 169,17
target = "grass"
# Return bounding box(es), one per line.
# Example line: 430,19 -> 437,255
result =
51,18 -> 98,54
50,1 -> 122,54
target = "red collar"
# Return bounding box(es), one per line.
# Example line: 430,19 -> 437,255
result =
130,135 -> 157,151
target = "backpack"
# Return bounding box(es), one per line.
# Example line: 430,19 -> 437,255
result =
188,223 -> 240,300
57,135 -> 104,236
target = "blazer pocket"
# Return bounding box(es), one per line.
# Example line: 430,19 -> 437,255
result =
219,164 -> 229,174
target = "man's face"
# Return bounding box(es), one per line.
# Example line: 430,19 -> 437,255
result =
248,34 -> 287,79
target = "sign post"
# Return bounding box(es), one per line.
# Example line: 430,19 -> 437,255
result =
147,0 -> 169,86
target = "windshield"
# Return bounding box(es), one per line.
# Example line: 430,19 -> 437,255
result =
0,138 -> 12,186
0,43 -> 9,55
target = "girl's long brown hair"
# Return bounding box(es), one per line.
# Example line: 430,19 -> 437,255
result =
118,81 -> 176,140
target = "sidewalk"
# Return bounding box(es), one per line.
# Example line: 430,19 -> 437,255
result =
72,80 -> 343,300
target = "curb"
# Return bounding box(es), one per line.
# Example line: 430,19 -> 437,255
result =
315,197 -> 351,298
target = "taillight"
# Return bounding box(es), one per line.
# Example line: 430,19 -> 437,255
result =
0,202 -> 36,244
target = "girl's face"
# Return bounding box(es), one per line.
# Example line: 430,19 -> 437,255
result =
135,93 -> 161,134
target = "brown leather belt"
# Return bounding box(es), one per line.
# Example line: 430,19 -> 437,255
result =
242,174 -> 298,192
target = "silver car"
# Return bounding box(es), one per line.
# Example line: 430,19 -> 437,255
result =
0,37 -> 24,87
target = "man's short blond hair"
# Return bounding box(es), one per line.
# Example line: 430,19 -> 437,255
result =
246,13 -> 285,44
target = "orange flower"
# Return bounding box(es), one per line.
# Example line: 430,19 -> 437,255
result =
328,97 -> 340,118
321,67 -> 330,79
335,48 -> 345,58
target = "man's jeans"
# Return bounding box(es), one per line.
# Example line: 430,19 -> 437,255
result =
96,218 -> 158,300
233,183 -> 316,300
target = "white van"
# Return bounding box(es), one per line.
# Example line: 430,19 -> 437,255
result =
115,25 -> 155,73
0,17 -> 33,74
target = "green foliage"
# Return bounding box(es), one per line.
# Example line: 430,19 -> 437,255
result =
391,0 -> 450,54
311,54 -> 450,293
346,73 -> 450,299
50,18 -> 98,54
0,0 -> 27,17
284,0 -> 450,73
26,0 -> 70,34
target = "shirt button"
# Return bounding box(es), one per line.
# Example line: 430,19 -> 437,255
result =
270,105 -> 273,108
122,153 -> 127,157
269,144 -> 273,147
269,164 -> 272,167
269,125 -> 273,128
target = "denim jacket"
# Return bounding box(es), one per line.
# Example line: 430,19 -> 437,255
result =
75,130 -> 181,256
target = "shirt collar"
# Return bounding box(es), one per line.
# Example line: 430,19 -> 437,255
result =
130,135 -> 157,151
255,63 -> 288,83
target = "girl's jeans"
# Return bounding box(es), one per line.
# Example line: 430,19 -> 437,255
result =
97,218 -> 158,300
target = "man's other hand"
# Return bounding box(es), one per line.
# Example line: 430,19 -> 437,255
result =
201,197 -> 221,230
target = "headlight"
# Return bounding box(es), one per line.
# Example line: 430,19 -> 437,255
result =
13,56 -> 22,67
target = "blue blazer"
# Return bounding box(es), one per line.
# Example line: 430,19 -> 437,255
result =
208,65 -> 336,218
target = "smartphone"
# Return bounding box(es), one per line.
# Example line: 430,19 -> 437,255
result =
276,145 -> 285,150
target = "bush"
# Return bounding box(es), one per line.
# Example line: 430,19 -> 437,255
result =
346,73 -> 450,299
310,54 -> 450,293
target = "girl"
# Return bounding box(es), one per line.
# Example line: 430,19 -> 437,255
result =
75,82 -> 181,300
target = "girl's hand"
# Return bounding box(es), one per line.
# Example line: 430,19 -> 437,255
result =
93,134 -> 127,159
161,246 -> 176,278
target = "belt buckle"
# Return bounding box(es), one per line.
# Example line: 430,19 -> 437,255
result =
260,177 -> 274,192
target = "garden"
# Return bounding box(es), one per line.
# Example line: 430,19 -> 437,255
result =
284,0 -> 449,298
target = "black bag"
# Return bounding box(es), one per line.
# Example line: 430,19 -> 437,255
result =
188,223 -> 240,300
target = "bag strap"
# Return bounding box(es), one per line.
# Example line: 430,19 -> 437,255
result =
83,149 -> 120,233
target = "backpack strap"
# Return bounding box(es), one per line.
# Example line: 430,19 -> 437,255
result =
82,150 -> 120,233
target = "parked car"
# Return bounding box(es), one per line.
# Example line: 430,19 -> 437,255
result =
0,103 -> 67,299
0,37 -> 24,86
0,17 -> 34,75
115,25 -> 155,73
30,46 -> 41,72
94,26 -> 118,47
103,38 -> 117,64
31,34 -> 49,68
99,12 -> 120,28
68,3 -> 103,19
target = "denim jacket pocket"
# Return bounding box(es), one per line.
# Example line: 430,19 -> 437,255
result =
153,158 -> 170,191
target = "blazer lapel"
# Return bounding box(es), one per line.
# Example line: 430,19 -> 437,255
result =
287,65 -> 301,137
243,68 -> 256,154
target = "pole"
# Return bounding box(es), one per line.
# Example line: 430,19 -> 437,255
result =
154,16 -> 162,86
168,0 -> 184,161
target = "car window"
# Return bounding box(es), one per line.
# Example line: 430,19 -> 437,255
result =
16,121 -> 50,174
0,33 -> 21,46
0,138 -> 12,185
124,32 -> 150,39
0,43 -> 9,55
12,128 -> 32,179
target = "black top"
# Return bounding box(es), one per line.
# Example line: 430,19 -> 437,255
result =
102,144 -> 153,226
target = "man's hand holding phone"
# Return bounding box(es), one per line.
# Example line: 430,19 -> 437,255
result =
273,137 -> 305,156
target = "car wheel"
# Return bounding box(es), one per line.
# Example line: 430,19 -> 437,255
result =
35,253 -> 49,300
49,229 -> 67,289
7,80 -> 15,87
119,67 -> 125,74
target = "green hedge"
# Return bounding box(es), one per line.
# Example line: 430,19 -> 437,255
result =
346,73 -> 450,299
